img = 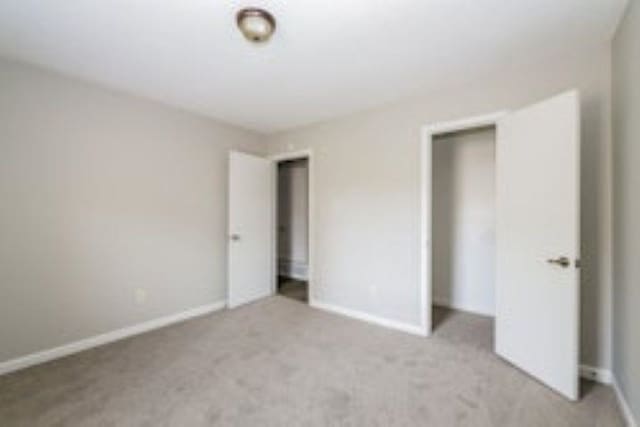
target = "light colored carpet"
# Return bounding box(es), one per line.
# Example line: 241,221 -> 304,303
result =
277,278 -> 308,303
0,297 -> 624,426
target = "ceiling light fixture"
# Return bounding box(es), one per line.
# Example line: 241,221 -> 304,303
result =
236,8 -> 276,43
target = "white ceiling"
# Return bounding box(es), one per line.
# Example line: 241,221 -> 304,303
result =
0,1 -> 628,133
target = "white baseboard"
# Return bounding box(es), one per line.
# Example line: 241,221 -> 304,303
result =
310,300 -> 426,336
580,365 -> 637,426
0,300 -> 227,376
580,364 -> 613,384
278,259 -> 309,281
432,296 -> 494,317
279,272 -> 308,281
613,376 -> 638,427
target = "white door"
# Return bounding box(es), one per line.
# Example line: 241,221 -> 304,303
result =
495,91 -> 580,400
228,151 -> 273,308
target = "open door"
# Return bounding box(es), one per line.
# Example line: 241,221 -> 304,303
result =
495,91 -> 580,400
228,151 -> 273,308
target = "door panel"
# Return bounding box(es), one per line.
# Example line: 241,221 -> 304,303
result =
495,91 -> 580,400
228,151 -> 273,308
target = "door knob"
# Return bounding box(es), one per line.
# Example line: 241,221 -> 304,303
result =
230,234 -> 241,242
547,256 -> 570,268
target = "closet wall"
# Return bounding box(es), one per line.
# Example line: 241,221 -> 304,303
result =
432,127 -> 496,316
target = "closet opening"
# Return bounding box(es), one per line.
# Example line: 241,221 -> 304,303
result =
276,157 -> 309,304
431,125 -> 496,348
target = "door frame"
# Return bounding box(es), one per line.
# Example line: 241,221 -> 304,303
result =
419,111 -> 507,336
269,150 -> 314,302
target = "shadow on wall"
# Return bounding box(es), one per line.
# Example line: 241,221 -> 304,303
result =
579,93 -> 607,368
277,158 -> 309,280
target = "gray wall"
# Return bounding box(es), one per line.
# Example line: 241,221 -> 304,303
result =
0,59 -> 264,363
277,159 -> 309,279
612,0 -> 640,420
267,47 -> 613,370
433,128 -> 496,316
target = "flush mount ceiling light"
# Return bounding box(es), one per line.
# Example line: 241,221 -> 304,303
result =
236,8 -> 276,43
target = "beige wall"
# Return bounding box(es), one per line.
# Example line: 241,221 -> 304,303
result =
267,48 -> 613,369
433,128 -> 496,316
612,0 -> 640,419
0,59 -> 264,363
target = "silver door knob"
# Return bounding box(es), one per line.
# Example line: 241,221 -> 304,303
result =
547,256 -> 570,268
230,234 -> 241,242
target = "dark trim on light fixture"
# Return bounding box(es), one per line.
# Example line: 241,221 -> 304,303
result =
236,8 -> 276,31
236,7 -> 276,43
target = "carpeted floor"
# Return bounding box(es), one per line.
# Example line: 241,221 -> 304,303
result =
0,297 -> 624,426
277,277 -> 308,303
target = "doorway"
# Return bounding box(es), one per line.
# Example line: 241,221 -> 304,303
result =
419,91 -> 581,400
275,157 -> 310,303
431,126 -> 496,348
